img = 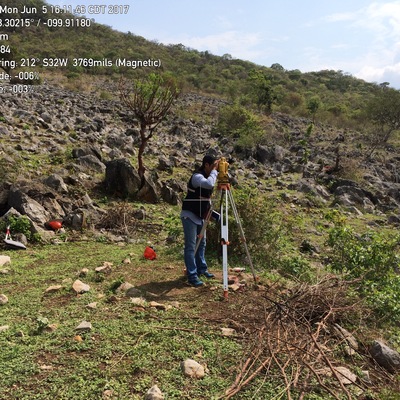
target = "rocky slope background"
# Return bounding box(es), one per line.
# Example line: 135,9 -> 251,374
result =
1,81 -> 400,397
1,82 -> 400,242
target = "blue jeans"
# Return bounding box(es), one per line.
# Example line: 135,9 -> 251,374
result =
181,216 -> 207,281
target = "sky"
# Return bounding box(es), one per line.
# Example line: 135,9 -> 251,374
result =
45,0 -> 400,88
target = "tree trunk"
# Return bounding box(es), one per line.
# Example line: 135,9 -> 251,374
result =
137,142 -> 146,180
137,123 -> 150,180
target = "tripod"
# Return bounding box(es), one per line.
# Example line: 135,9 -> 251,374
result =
195,160 -> 257,298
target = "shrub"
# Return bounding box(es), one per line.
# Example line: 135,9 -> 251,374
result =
216,104 -> 264,153
280,255 -> 313,282
163,211 -> 182,240
326,211 -> 400,321
0,215 -> 32,240
207,187 -> 293,270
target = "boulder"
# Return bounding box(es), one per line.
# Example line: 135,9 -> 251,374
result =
256,145 -> 288,164
161,184 -> 179,205
137,173 -> 160,203
73,154 -> 106,173
72,146 -> 102,160
370,340 -> 400,373
44,174 -> 69,194
104,158 -> 141,198
8,191 -> 50,226
157,156 -> 174,172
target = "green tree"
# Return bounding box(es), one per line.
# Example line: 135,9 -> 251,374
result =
216,104 -> 264,152
306,96 -> 321,124
365,87 -> 400,158
270,63 -> 284,71
248,69 -> 277,114
119,73 -> 179,178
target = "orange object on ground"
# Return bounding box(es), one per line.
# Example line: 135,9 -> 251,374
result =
48,220 -> 62,231
144,246 -> 157,260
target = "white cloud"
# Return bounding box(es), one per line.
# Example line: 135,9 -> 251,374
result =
357,63 -> 400,86
324,12 -> 356,22
320,2 -> 400,88
164,31 -> 264,61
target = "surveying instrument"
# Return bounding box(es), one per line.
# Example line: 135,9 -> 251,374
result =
195,157 -> 257,299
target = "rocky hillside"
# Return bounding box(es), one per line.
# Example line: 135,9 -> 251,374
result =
0,81 -> 400,243
2,82 -> 400,399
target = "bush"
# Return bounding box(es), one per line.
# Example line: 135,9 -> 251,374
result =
326,211 -> 400,321
216,104 -> 264,153
280,255 -> 313,282
207,187 -> 293,270
0,215 -> 32,240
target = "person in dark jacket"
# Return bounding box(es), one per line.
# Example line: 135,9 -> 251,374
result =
181,155 -> 219,286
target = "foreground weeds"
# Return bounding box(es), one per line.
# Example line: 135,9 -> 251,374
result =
0,241 -> 399,399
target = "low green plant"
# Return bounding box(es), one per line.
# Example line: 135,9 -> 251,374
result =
280,255 -> 313,281
163,211 -> 182,240
0,214 -> 32,240
326,211 -> 400,321
109,276 -> 125,293
35,316 -> 49,334
207,187 -> 293,270
298,123 -> 313,165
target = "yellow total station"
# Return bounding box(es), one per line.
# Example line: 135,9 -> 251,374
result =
217,157 -> 229,185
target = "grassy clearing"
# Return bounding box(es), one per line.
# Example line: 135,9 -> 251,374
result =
0,235 -> 399,400
1,185 -> 400,399
0,242 -> 249,399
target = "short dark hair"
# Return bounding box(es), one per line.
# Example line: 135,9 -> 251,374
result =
201,155 -> 217,168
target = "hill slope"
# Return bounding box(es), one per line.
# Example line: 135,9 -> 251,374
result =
1,0 -> 388,130
1,2 -> 400,399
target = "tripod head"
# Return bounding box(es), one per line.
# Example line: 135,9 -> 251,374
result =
217,157 -> 230,186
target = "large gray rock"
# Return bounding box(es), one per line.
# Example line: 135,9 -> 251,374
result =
256,145 -> 288,164
104,158 -> 141,198
137,173 -> 160,203
44,174 -> 69,194
370,340 -> 400,373
73,154 -> 106,173
161,184 -> 179,205
72,146 -> 102,160
8,191 -> 50,226
289,178 -> 330,200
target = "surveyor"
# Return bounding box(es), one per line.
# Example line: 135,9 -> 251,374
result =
181,155 -> 219,286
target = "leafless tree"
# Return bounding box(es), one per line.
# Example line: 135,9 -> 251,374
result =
119,73 -> 179,178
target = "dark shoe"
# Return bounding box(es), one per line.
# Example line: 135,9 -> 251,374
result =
200,271 -> 215,279
188,278 -> 204,287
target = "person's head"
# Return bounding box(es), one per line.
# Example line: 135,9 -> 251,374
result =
200,154 -> 217,176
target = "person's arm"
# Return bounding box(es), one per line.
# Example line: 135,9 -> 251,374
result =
191,170 -> 218,189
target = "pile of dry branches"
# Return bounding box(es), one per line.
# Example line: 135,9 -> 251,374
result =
218,275 -> 392,399
96,202 -> 138,234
